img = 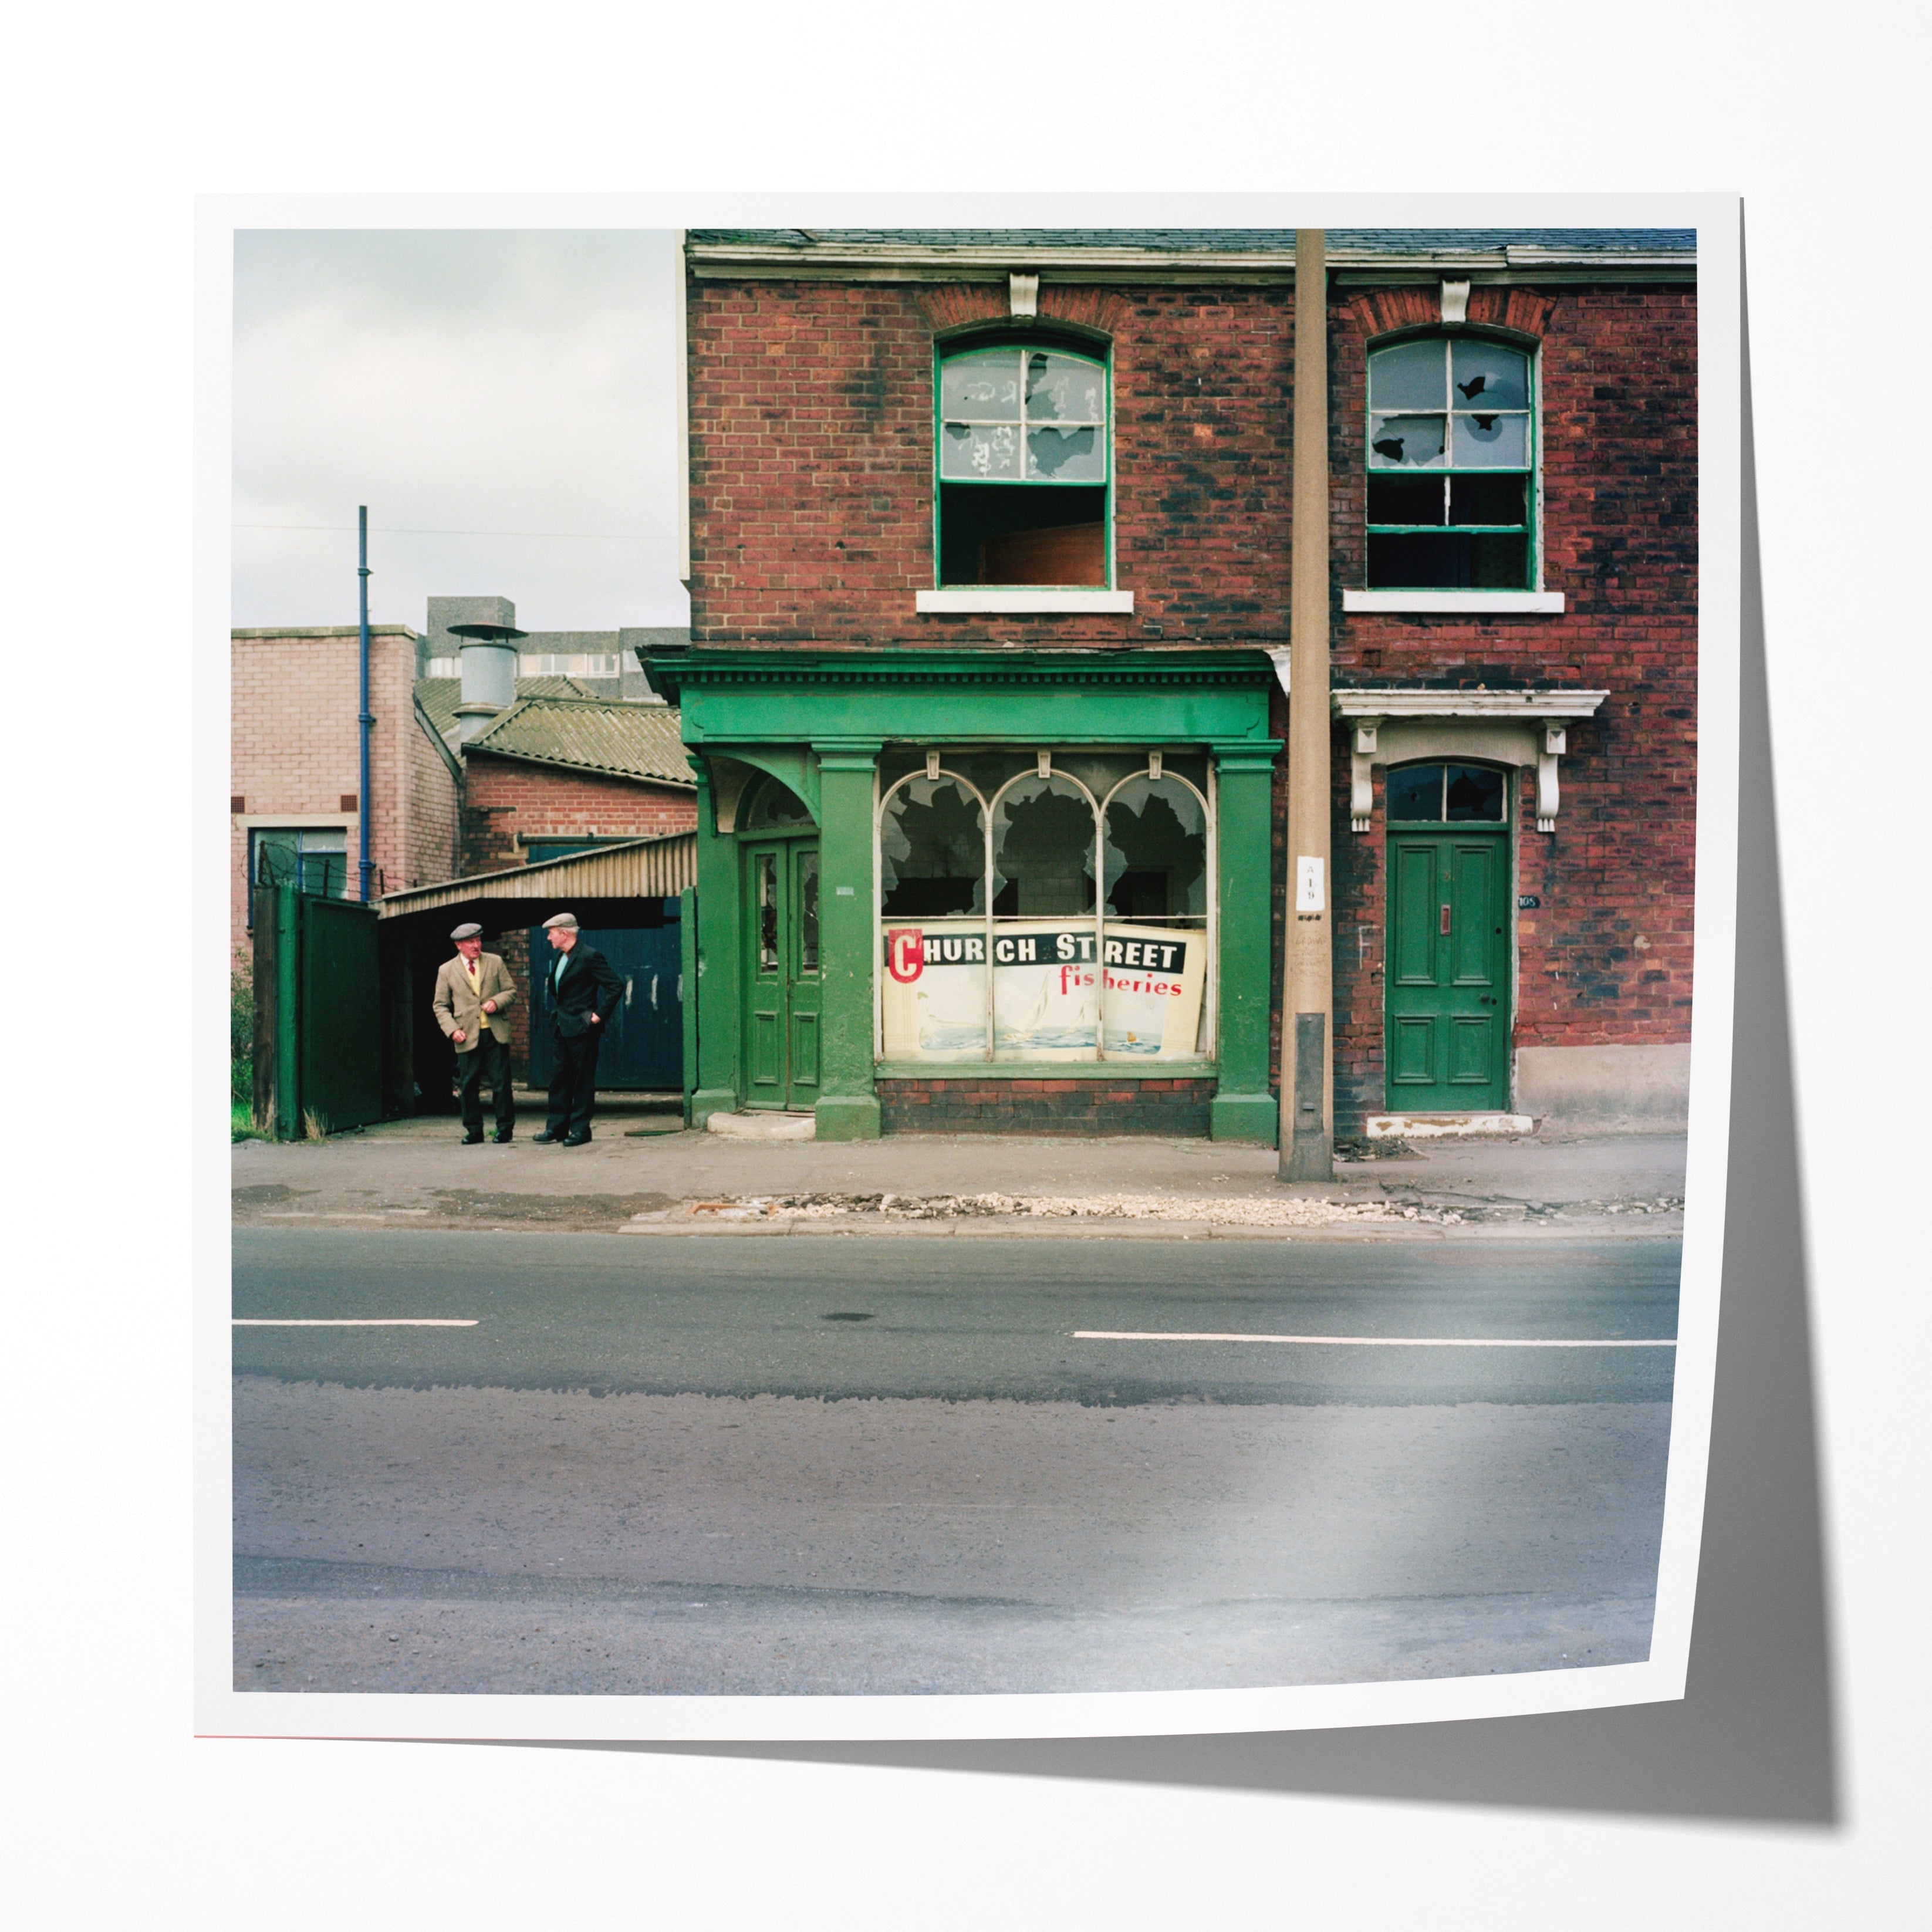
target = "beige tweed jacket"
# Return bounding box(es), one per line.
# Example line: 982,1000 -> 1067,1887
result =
433,952 -> 517,1051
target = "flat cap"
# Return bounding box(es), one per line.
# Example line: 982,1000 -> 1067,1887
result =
450,921 -> 483,941
542,911 -> 579,931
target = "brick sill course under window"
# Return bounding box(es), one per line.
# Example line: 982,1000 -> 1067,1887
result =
1343,590 -> 1565,614
915,589 -> 1136,614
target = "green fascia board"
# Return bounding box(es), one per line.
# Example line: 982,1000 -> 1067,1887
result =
648,648 -> 1277,747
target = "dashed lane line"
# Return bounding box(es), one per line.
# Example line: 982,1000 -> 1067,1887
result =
232,1319 -> 479,1328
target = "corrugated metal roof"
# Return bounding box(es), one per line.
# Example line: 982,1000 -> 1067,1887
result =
465,695 -> 695,787
414,675 -> 595,744
689,228 -> 1695,259
377,832 -> 697,917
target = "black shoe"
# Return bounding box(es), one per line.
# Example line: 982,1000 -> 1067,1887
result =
493,1130 -> 514,1144
532,1130 -> 562,1143
562,1132 -> 592,1147
461,1130 -> 485,1145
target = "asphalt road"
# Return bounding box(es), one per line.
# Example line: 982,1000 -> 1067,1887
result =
231,1230 -> 1680,1695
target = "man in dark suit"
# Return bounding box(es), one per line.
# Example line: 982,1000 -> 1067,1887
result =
533,911 -> 625,1146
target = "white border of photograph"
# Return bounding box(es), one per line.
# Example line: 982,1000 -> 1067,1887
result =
196,189 -> 1739,1744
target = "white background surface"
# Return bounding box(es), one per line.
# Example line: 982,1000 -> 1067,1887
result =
11,5 -> 1922,1923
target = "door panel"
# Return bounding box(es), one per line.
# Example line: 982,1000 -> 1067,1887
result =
741,839 -> 822,1110
1384,826 -> 1509,1111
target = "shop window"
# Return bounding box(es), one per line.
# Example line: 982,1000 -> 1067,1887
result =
876,751 -> 1211,1065
1366,336 -> 1535,590
1384,762 -> 1508,823
936,342 -> 1110,588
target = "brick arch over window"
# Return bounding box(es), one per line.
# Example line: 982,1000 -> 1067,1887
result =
1347,285 -> 1558,343
913,283 -> 1129,342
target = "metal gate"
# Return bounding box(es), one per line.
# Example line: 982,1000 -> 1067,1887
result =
525,915 -> 684,1091
252,882 -> 384,1137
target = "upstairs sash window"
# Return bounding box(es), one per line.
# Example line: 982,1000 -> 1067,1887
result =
936,343 -> 1111,588
1366,337 -> 1536,590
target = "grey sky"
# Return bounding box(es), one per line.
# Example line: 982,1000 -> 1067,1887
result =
231,229 -> 687,634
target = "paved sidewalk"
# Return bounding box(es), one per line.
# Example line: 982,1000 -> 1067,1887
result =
233,1096 -> 1687,1241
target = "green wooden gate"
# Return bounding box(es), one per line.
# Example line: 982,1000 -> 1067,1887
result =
1384,825 -> 1511,1112
251,882 -> 384,1139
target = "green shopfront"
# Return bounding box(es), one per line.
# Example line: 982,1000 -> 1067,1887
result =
644,647 -> 1281,1143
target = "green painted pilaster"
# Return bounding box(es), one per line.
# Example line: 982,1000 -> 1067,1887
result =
688,762 -> 741,1128
812,740 -> 883,1140
1210,743 -> 1283,1143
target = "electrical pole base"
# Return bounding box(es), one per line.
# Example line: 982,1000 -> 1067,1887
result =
1281,1130 -> 1335,1184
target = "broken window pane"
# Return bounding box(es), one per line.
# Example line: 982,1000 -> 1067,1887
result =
1103,776 -> 1208,920
1451,342 -> 1528,411
1368,339 -> 1447,410
1385,765 -> 1445,820
1367,476 -> 1448,526
1367,413 -> 1445,469
796,849 -> 820,972
991,775 -> 1097,917
1025,352 -> 1106,423
941,350 -> 1022,421
1449,474 -> 1526,525
1026,424 -> 1104,481
1367,532 -> 1474,587
880,776 -> 987,918
1451,412 -> 1529,467
1469,532 -> 1529,588
1445,764 -> 1505,822
1369,414 -> 1447,468
941,420 -> 1021,481
756,853 -> 779,972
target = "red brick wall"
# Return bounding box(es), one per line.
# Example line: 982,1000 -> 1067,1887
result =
878,1077 -> 1215,1137
457,755 -> 698,874
686,276 -> 1295,646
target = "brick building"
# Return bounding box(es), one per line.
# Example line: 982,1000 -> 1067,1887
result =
640,228 -> 1698,1143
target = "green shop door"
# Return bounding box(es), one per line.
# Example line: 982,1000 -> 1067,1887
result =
1385,826 -> 1511,1112
742,840 -> 822,1110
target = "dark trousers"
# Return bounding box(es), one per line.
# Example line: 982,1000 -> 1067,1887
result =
457,1033 -> 516,1134
546,1026 -> 604,1139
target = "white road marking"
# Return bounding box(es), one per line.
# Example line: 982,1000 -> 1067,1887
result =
1072,1331 -> 1676,1347
232,1319 -> 479,1328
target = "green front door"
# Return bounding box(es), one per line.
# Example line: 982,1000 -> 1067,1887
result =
1385,824 -> 1511,1113
743,840 -> 822,1110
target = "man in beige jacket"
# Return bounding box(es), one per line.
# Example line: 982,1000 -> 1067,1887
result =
433,921 -> 519,1144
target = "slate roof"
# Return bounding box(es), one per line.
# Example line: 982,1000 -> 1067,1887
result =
688,228 -> 1694,259
414,675 -> 596,744
462,695 -> 696,788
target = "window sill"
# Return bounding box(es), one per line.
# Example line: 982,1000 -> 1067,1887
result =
1343,590 -> 1565,614
916,589 -> 1135,614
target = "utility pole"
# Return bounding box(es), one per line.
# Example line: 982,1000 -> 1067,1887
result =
1279,230 -> 1334,1183
357,505 -> 374,903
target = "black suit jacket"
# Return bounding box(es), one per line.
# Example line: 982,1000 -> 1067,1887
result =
546,941 -> 625,1039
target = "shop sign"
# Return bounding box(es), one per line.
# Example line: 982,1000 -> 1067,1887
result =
880,920 -> 1207,1062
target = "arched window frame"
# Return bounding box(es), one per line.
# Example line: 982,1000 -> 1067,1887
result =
1363,330 -> 1543,593
931,333 -> 1114,592
872,752 -> 1215,1063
